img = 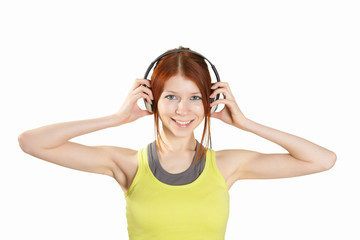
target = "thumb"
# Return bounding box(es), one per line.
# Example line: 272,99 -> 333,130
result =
139,109 -> 153,118
210,111 -> 221,120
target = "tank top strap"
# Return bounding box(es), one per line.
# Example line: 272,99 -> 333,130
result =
206,149 -> 229,191
124,147 -> 147,198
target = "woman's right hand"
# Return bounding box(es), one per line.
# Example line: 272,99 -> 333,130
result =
113,79 -> 153,125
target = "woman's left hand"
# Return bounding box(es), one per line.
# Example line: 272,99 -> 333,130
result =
210,82 -> 248,129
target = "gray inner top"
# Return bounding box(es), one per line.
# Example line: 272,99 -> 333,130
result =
147,141 -> 206,185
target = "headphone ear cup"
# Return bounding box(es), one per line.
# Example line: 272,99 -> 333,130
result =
210,88 -> 220,113
143,99 -> 153,113
141,84 -> 153,113
210,104 -> 218,114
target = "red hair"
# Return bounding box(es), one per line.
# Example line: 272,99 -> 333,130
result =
150,47 -> 212,164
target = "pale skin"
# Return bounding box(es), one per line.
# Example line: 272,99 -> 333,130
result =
18,75 -> 336,193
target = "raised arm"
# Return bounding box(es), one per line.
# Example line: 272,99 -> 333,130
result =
211,82 -> 336,180
18,79 -> 153,179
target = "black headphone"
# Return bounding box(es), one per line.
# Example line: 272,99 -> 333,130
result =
143,49 -> 221,113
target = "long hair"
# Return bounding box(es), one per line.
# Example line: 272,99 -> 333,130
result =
150,47 -> 212,164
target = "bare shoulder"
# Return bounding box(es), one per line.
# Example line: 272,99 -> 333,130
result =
215,149 -> 252,189
215,149 -> 250,172
105,146 -> 139,193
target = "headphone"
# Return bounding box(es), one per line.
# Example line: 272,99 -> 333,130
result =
143,49 -> 221,113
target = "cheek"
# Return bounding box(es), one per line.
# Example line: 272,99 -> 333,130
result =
158,101 -> 175,113
157,100 -> 176,116
193,103 -> 205,116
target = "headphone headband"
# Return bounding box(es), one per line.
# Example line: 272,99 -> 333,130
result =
144,49 -> 220,83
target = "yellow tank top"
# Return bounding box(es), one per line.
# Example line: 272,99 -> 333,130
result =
125,147 -> 230,240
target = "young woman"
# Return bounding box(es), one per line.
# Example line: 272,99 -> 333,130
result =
18,47 -> 336,240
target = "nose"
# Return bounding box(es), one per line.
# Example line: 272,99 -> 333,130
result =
175,99 -> 190,115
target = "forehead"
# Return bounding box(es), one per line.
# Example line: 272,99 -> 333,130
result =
163,75 -> 200,93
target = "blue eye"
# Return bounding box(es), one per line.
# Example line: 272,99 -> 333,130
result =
165,95 -> 177,100
191,96 -> 202,101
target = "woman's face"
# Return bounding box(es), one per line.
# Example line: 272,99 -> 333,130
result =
157,74 -> 205,138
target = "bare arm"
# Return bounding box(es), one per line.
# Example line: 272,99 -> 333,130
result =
18,79 -> 153,178
223,119 -> 336,180
18,115 -> 123,176
242,119 -> 336,167
211,82 -> 336,180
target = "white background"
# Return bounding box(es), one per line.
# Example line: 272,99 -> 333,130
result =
1,0 -> 359,239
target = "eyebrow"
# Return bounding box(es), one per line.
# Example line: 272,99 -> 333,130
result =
163,90 -> 202,95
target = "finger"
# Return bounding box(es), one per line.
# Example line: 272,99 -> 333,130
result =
210,87 -> 234,100
140,84 -> 154,100
135,91 -> 152,104
131,87 -> 152,104
211,82 -> 233,98
210,98 -> 232,107
133,84 -> 154,100
211,81 -> 230,91
132,79 -> 151,90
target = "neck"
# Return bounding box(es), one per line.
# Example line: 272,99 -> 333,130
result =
158,129 -> 197,153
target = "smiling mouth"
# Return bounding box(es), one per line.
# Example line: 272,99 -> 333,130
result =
171,118 -> 194,128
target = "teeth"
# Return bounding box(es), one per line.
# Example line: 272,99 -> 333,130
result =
175,120 -> 191,125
